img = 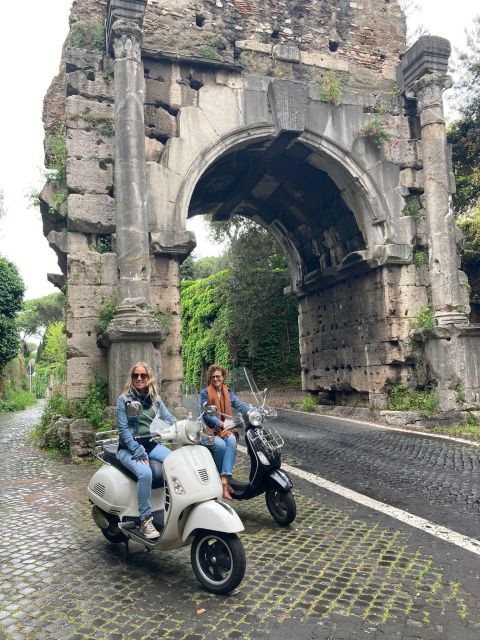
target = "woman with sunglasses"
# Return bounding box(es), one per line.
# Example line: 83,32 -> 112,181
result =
200,364 -> 251,500
116,361 -> 176,539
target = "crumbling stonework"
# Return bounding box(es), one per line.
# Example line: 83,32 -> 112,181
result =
41,0 -> 480,411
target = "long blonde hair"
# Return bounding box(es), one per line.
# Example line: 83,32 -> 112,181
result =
123,361 -> 158,404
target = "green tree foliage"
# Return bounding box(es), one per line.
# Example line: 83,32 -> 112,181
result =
40,321 -> 66,380
17,292 -> 65,346
180,220 -> 300,388
221,224 -> 300,386
448,17 -> 480,215
448,17 -> 480,306
180,255 -> 224,280
0,258 -> 25,385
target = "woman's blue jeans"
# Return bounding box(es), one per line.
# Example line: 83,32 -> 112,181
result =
117,444 -> 170,519
209,434 -> 237,476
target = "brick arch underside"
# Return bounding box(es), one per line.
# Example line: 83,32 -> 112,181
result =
185,136 -> 412,402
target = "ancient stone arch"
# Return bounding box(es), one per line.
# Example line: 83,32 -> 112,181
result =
41,0 -> 480,412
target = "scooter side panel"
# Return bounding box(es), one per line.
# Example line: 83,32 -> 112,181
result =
88,465 -> 139,516
181,500 -> 244,542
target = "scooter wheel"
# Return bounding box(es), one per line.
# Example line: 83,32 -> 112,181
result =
265,488 -> 296,526
191,530 -> 246,594
92,509 -> 126,544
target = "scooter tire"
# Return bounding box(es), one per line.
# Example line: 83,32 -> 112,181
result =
265,488 -> 296,526
191,530 -> 246,595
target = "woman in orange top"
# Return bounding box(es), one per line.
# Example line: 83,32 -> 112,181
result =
200,364 -> 251,499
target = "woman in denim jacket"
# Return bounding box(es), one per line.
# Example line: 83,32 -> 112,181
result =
116,361 -> 176,539
200,364 -> 250,500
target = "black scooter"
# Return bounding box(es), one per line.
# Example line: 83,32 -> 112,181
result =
230,406 -> 296,526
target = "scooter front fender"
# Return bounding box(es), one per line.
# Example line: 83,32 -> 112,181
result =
182,500 -> 244,542
267,469 -> 293,492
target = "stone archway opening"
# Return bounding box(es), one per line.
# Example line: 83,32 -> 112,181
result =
187,134 -> 390,406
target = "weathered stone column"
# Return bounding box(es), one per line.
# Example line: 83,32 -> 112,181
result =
112,18 -> 150,310
103,0 -> 166,402
400,37 -> 466,326
399,36 -> 480,410
412,71 -> 467,325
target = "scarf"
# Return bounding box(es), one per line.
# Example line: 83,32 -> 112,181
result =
207,383 -> 232,421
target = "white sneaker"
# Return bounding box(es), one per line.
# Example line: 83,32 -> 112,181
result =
140,515 -> 160,539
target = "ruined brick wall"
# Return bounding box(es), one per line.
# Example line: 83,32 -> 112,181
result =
143,0 -> 406,90
299,264 -> 429,403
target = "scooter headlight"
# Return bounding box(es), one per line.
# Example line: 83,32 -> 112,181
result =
185,418 -> 200,443
248,409 -> 262,427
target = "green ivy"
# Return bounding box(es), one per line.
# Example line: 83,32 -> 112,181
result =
181,271 -> 230,386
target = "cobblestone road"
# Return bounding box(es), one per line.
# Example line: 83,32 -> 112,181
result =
275,410 -> 480,539
1,404 -> 480,639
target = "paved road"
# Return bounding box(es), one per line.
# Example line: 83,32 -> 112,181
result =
275,409 -> 480,539
1,403 -> 480,639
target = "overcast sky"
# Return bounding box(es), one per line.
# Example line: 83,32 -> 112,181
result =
0,0 -> 478,301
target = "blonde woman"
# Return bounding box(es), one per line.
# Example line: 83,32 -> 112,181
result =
116,362 -> 175,539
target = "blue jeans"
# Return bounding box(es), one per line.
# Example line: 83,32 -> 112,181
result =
209,434 -> 237,477
117,444 -> 170,519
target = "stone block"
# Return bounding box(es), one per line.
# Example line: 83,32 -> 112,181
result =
66,96 -> 114,129
272,44 -> 300,63
67,356 -> 107,400
65,47 -> 104,72
145,137 -> 164,162
198,84 -> 245,136
144,105 -> 177,139
68,254 -> 117,286
68,194 -> 116,233
267,79 -> 309,134
67,157 -> 113,194
67,129 -> 114,159
69,418 -> 95,460
400,168 -> 424,191
67,330 -> 103,358
67,70 -> 114,101
399,35 -> 451,93
301,50 -> 349,71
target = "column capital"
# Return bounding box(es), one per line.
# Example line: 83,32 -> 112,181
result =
111,19 -> 143,62
410,72 -> 452,102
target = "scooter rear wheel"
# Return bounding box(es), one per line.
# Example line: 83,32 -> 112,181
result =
191,530 -> 246,594
265,488 -> 296,526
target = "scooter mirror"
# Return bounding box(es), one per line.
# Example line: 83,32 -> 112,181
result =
205,405 -> 218,417
126,400 -> 142,417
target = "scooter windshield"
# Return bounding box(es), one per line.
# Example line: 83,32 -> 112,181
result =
228,367 -> 266,408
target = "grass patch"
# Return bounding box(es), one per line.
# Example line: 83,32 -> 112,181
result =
387,385 -> 438,414
429,415 -> 480,441
298,395 -> 317,412
0,387 -> 37,412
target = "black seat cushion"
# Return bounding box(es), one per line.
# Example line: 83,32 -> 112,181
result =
102,443 -> 165,489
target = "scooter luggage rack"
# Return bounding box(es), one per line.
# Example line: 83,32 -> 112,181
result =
94,430 -> 119,459
251,425 -> 284,452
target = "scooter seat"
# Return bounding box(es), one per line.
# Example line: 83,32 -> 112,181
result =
102,443 -> 165,489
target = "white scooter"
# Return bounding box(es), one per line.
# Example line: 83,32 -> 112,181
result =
87,401 -> 246,594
